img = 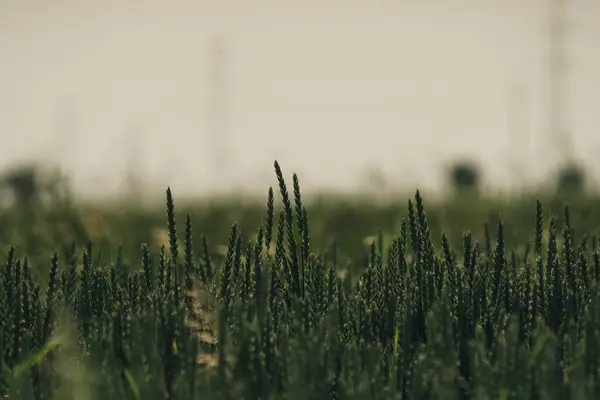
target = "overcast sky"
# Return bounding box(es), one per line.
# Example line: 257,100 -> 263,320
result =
1,0 -> 599,198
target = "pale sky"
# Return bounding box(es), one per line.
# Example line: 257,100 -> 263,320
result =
0,0 -> 599,199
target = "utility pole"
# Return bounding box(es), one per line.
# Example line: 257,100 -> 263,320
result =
54,94 -> 78,168
122,123 -> 144,201
548,0 -> 573,162
206,36 -> 230,182
505,81 -> 530,188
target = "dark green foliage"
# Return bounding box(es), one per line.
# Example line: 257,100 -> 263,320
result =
448,160 -> 480,195
3,162 -> 600,399
556,162 -> 587,195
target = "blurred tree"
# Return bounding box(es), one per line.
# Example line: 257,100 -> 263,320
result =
1,165 -> 38,206
0,163 -> 73,208
556,162 -> 586,195
448,160 -> 481,195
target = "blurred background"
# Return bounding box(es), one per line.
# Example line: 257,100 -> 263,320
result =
0,0 -> 599,203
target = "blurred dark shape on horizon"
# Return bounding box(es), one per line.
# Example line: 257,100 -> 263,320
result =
448,160 -> 481,196
0,162 -> 73,209
0,155 -> 595,208
3,165 -> 37,206
556,162 -> 587,195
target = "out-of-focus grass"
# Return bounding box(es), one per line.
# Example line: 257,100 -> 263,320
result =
4,189 -> 600,280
